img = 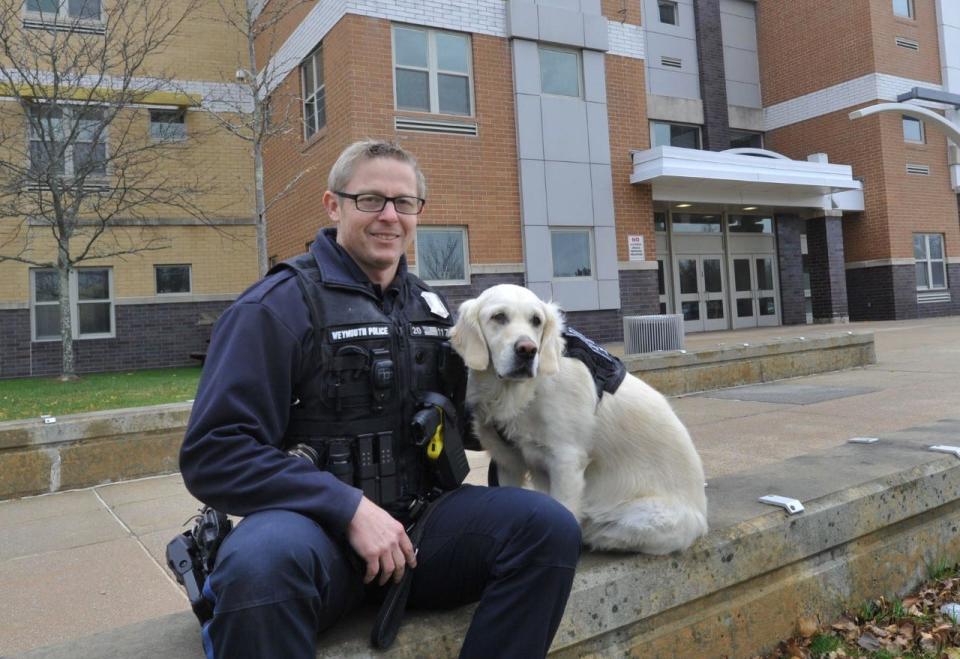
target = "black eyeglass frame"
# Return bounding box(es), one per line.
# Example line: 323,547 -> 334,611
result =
334,191 -> 426,215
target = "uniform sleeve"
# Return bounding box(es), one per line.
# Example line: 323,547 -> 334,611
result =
179,288 -> 363,531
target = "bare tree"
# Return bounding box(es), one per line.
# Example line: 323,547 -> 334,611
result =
0,0 -> 209,379
202,0 -> 316,277
421,233 -> 465,282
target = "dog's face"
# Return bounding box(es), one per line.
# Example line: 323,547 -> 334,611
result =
450,284 -> 564,379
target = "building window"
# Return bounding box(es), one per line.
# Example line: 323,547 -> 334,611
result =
672,213 -> 721,233
155,264 -> 191,294
393,26 -> 472,116
28,105 -> 106,178
651,121 -> 701,149
658,0 -> 678,25
892,0 -> 914,19
416,227 -> 468,284
25,0 -> 101,22
551,229 -> 593,278
301,46 -> 325,139
149,109 -> 187,142
728,215 -> 773,234
729,129 -> 763,149
30,267 -> 114,341
902,116 -> 924,143
539,46 -> 581,97
915,234 -> 947,290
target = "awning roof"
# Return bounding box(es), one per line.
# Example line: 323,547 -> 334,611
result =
0,83 -> 201,108
631,146 -> 864,212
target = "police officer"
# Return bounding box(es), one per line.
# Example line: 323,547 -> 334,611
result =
179,140 -> 582,658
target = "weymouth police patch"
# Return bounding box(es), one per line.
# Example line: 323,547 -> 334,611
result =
329,325 -> 391,342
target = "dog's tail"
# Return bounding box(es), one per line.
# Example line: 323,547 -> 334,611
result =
582,497 -> 708,555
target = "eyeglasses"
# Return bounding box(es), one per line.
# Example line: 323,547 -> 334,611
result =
335,191 -> 426,215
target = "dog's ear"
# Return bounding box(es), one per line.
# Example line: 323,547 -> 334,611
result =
538,300 -> 565,376
450,298 -> 490,371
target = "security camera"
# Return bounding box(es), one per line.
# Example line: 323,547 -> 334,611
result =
235,69 -> 247,82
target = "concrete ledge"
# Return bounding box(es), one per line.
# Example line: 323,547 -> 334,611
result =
0,334 -> 877,500
18,419 -> 960,658
626,331 -> 876,395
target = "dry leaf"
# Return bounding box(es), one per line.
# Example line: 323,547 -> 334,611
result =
797,616 -> 819,638
857,632 -> 881,651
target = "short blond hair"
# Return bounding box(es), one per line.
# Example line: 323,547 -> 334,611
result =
327,139 -> 427,199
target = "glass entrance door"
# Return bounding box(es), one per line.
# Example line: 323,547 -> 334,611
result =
675,254 -> 726,332
731,255 -> 779,328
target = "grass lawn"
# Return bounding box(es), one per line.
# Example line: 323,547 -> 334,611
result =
0,367 -> 202,422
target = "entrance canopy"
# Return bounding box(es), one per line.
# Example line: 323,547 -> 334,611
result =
631,146 -> 864,212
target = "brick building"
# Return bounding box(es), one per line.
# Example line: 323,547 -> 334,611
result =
0,1 -> 260,378
257,0 -> 959,341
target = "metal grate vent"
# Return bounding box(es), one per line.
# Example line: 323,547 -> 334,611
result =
918,291 -> 951,304
906,163 -> 930,175
623,314 -> 684,354
895,37 -> 919,51
395,117 -> 478,136
660,56 -> 683,69
23,18 -> 105,34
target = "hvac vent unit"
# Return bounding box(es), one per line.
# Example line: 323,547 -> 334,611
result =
395,117 -> 478,136
895,37 -> 919,51
22,18 -> 105,34
623,314 -> 685,354
661,56 -> 683,69
918,291 -> 951,304
906,163 -> 930,175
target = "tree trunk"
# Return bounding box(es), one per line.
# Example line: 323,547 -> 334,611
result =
255,139 -> 268,277
58,246 -> 77,381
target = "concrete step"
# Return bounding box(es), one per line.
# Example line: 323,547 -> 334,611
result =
14,418 -> 960,658
0,332 -> 876,501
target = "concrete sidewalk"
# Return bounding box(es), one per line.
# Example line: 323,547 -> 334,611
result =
3,316 -> 960,657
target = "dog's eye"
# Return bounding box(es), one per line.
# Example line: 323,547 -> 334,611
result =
531,315 -> 542,327
491,312 -> 508,324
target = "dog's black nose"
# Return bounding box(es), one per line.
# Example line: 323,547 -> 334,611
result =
515,339 -> 538,360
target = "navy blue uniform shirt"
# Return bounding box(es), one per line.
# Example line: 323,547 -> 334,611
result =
180,229 -> 408,532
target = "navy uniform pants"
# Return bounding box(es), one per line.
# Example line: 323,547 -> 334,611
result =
201,485 -> 582,658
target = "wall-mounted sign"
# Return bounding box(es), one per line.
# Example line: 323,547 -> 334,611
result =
628,235 -> 645,261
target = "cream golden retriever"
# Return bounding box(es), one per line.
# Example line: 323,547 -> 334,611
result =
450,284 -> 707,554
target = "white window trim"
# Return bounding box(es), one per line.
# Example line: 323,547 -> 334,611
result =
27,104 -> 109,181
915,233 -> 947,291
155,264 -> 193,295
538,45 -> 583,99
902,115 -> 925,144
30,267 -> 116,342
650,120 -> 702,149
23,0 -> 104,29
392,25 -> 475,117
658,0 -> 679,25
550,228 -> 595,281
301,45 -> 326,140
415,226 -> 470,286
893,0 -> 914,19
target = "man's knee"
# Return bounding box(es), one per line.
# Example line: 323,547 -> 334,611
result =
210,510 -> 333,607
499,489 -> 582,569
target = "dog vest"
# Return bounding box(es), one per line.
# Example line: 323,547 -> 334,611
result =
562,327 -> 626,400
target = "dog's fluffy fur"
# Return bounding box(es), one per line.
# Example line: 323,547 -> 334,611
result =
450,284 -> 708,554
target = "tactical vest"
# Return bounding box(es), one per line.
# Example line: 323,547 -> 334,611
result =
272,252 -> 465,518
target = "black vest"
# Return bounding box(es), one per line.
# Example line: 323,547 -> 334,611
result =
271,251 -> 463,516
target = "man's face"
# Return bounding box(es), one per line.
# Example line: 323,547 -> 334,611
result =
322,157 -> 419,287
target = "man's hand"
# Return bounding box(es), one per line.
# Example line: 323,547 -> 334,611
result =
346,496 -> 417,585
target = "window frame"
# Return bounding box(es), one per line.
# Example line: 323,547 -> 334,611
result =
392,25 -> 475,117
149,109 -> 187,142
24,0 -> 103,27
414,226 -> 470,286
30,267 -> 115,342
902,115 -> 925,144
538,45 -> 582,98
27,104 -> 108,180
892,0 -> 914,19
550,228 -> 595,280
728,129 -> 764,150
155,264 -> 192,295
650,120 -> 702,149
914,233 -> 947,291
658,0 -> 679,25
301,45 -> 326,140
